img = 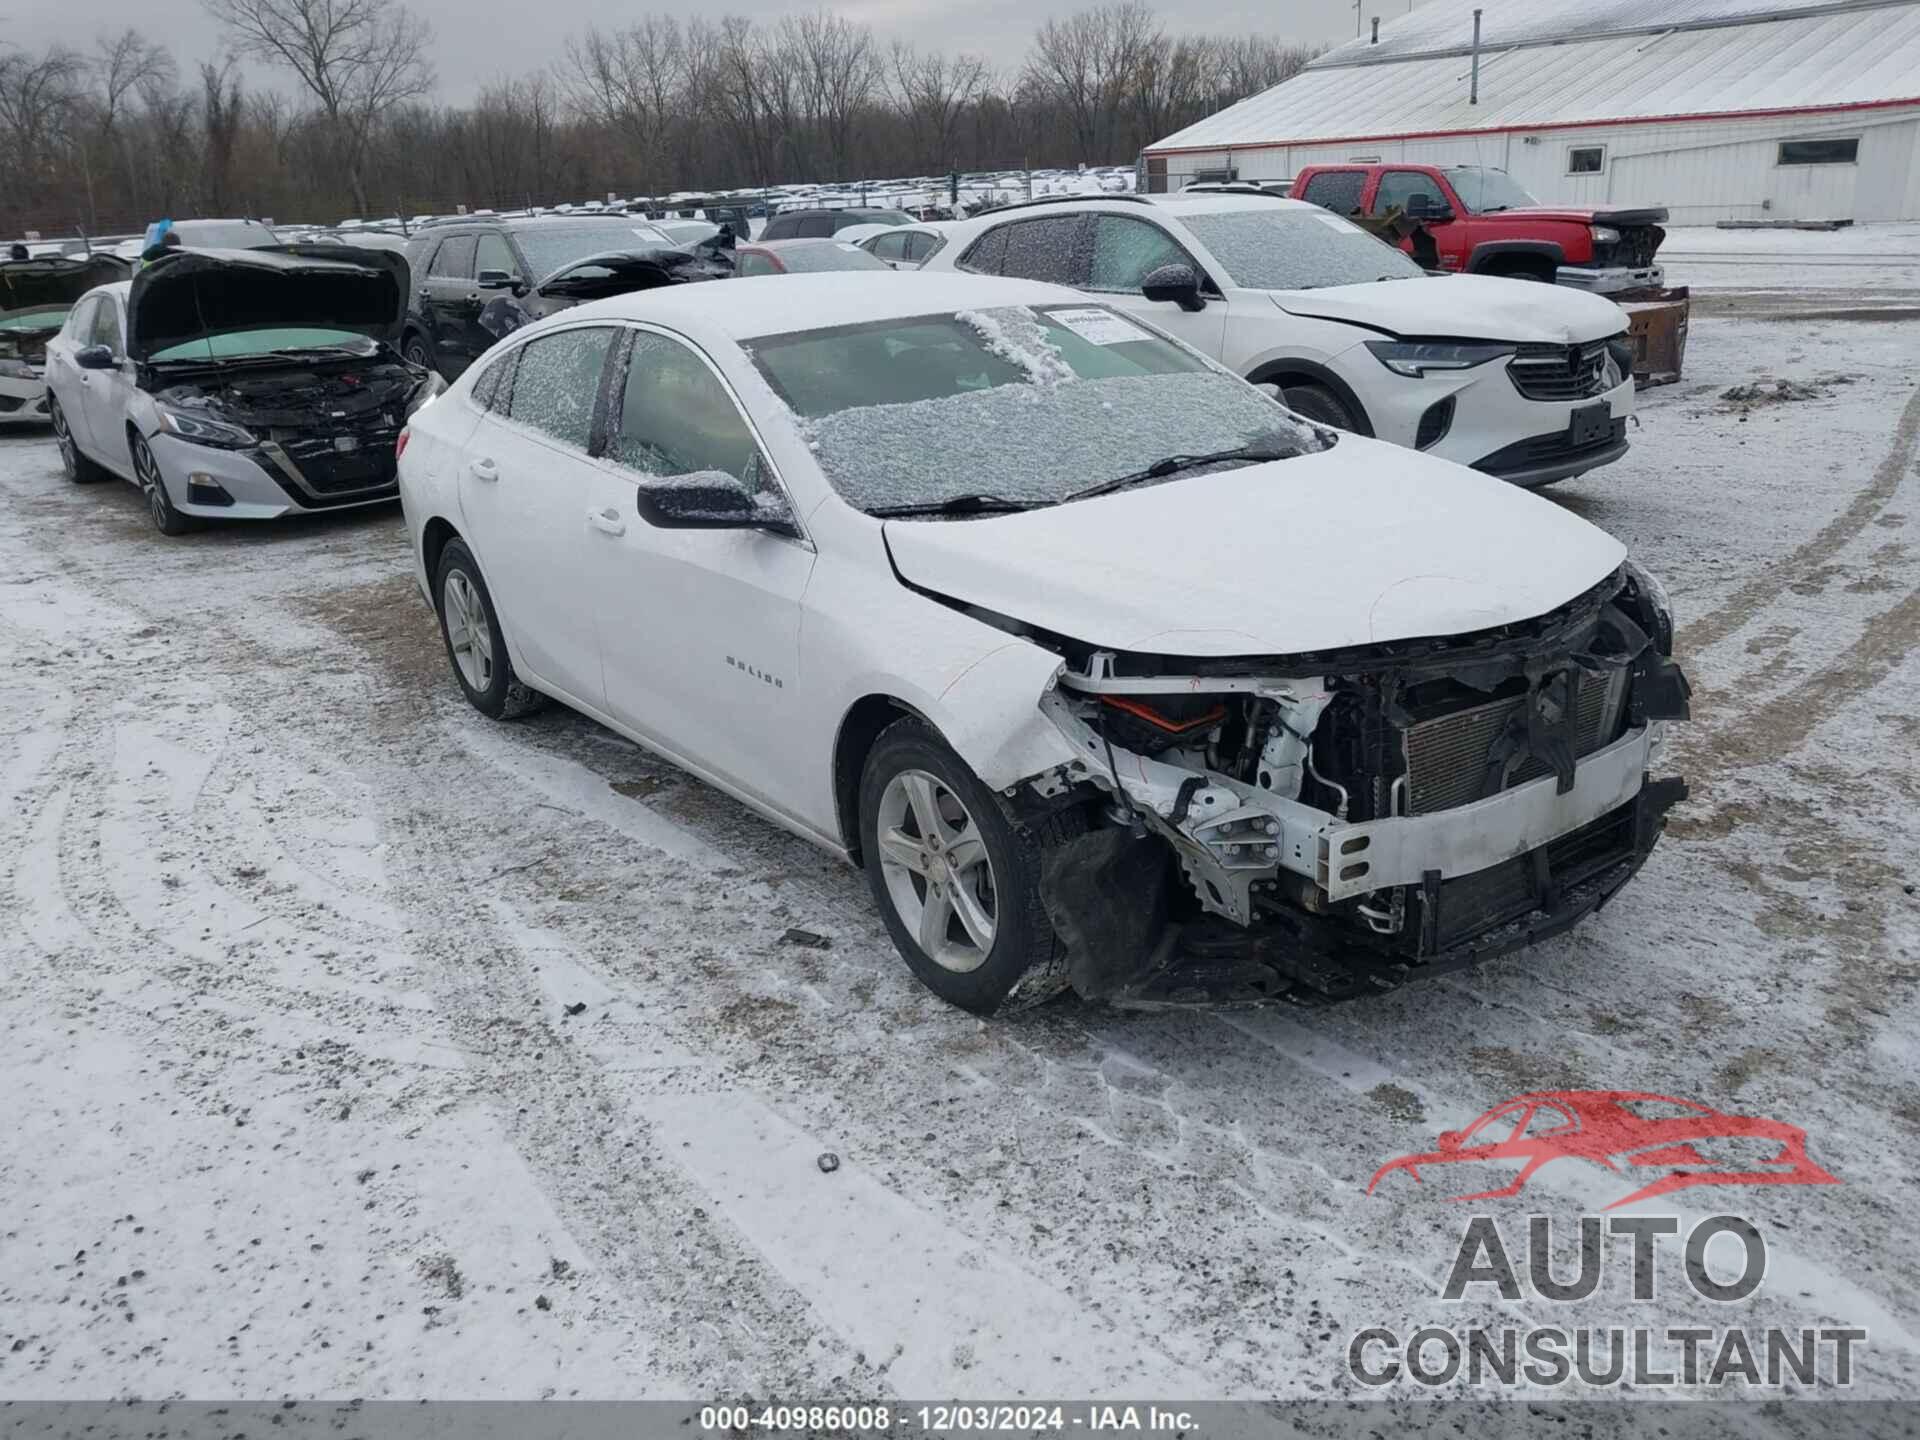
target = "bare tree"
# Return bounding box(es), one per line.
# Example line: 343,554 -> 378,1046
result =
890,42 -> 987,175
786,11 -> 880,181
199,58 -> 245,214
202,0 -> 434,215
565,17 -> 684,194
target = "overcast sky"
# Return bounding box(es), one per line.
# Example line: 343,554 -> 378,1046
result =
10,0 -> 1431,106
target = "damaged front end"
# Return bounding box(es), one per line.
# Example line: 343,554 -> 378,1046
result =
1022,565 -> 1690,1008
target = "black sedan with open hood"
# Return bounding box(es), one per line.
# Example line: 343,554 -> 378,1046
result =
45,244 -> 443,534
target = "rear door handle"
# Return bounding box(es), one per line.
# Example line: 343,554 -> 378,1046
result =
468,458 -> 498,482
586,507 -> 626,537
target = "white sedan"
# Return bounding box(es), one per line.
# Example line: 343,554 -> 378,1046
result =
397,273 -> 1690,1014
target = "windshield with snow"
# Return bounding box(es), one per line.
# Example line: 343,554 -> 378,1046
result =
748,304 -> 1323,516
512,224 -> 689,280
1184,209 -> 1426,290
1444,167 -> 1540,213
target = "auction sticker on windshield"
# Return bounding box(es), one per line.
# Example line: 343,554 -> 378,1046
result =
1046,307 -> 1146,346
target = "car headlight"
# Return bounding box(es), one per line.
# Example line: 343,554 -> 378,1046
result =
0,358 -> 37,380
406,371 -> 446,416
157,407 -> 255,449
1623,556 -> 1674,653
1363,340 -> 1515,378
1591,224 -> 1621,246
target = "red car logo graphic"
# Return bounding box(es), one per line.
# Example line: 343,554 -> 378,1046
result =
1367,1090 -> 1839,1209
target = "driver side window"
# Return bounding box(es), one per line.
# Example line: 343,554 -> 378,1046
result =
90,298 -> 124,356
475,233 -> 519,281
1088,215 -> 1192,292
1374,171 -> 1440,215
608,332 -> 773,496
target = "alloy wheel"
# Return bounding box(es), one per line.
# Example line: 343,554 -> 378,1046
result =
134,439 -> 167,527
875,768 -> 998,973
442,569 -> 495,693
50,401 -> 77,479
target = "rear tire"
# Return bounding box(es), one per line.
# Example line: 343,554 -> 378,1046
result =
1279,381 -> 1361,431
50,397 -> 107,484
131,432 -> 195,535
403,332 -> 435,373
858,718 -> 1083,1015
434,538 -> 547,720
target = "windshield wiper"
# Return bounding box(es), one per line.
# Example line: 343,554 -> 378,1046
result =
868,493 -> 1038,518
1067,443 -> 1300,503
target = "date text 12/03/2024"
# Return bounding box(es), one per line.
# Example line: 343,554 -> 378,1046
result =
697,1405 -> 1199,1433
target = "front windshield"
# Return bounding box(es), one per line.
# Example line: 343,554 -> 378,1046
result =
1444,167 -> 1539,213
512,224 -> 686,280
773,243 -> 890,273
0,306 -> 72,331
148,328 -> 373,362
1183,208 -> 1425,290
748,304 -> 1323,515
860,211 -> 914,227
173,221 -> 280,249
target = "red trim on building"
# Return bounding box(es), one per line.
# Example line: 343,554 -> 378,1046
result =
1144,96 -> 1920,158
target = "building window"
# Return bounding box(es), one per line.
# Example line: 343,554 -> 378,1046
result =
1567,145 -> 1606,174
1777,137 -> 1859,166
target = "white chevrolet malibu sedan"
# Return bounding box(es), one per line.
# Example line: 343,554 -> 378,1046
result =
397,273 -> 1690,1015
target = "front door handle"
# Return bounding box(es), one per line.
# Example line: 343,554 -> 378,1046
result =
586,507 -> 626,537
468,457 -> 498,482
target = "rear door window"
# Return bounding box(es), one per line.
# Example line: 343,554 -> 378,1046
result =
428,234 -> 477,280
1000,217 -> 1086,285
870,232 -> 908,262
1300,170 -> 1367,215
797,216 -> 836,239
959,225 -> 1009,275
506,326 -> 616,451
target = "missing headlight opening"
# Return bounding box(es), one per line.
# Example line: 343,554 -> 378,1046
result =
1020,566 -> 1691,1009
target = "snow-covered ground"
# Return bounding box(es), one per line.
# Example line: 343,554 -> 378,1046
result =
1,293 -> 1918,1413
1663,221 -> 1920,312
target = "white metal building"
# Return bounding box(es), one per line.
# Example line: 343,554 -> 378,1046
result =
1143,0 -> 1920,223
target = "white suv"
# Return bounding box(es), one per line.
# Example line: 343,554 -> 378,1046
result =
921,194 -> 1637,488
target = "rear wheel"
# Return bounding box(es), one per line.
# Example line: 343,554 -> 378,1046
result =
403,332 -> 434,372
1279,381 -> 1360,431
131,432 -> 195,535
858,718 -> 1081,1015
434,538 -> 547,720
50,397 -> 107,483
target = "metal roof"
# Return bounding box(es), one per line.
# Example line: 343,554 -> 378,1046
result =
1148,0 -> 1920,153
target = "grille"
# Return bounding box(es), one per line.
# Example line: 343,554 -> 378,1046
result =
1473,418 -> 1627,474
1428,801 -> 1638,950
1402,668 -> 1627,816
1507,340 -> 1610,401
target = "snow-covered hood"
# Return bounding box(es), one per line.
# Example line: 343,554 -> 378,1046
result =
884,438 -> 1626,657
128,244 -> 407,361
1273,274 -> 1627,343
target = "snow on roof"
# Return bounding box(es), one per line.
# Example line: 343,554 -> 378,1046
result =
561,271 -> 1089,342
1148,0 -> 1920,153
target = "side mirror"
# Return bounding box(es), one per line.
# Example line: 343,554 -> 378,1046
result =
476,268 -> 522,293
1404,194 -> 1454,222
1142,262 -> 1206,313
634,471 -> 800,538
75,344 -> 116,370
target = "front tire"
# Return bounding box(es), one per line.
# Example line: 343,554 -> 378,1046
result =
50,397 -> 107,483
403,332 -> 435,373
434,538 -> 546,720
131,432 -> 195,535
858,718 -> 1081,1015
1278,381 -> 1360,431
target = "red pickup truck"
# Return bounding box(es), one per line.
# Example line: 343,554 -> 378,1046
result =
1289,163 -> 1668,295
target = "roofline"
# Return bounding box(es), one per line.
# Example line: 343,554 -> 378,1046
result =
1144,95 -> 1920,157
1307,0 -> 1920,70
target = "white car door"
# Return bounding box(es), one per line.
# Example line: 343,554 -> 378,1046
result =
80,293 -> 138,475
578,326 -> 816,816
1083,213 -> 1227,361
456,323 -> 617,707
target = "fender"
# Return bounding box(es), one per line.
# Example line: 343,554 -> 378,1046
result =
1466,239 -> 1564,276
1243,357 -> 1375,437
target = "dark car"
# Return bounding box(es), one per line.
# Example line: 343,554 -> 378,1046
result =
757,207 -> 914,241
400,216 -> 708,377
733,239 -> 892,277
471,246 -> 734,345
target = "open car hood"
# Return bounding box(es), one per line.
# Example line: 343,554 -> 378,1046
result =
535,247 -> 732,299
1487,205 -> 1670,229
128,244 -> 408,362
0,254 -> 131,319
1272,274 -> 1629,343
882,439 -> 1626,657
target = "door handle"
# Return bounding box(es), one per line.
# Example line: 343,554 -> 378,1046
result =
586,507 -> 626,537
468,457 -> 498,482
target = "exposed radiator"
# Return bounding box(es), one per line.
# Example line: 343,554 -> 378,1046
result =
1402,669 -> 1627,816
